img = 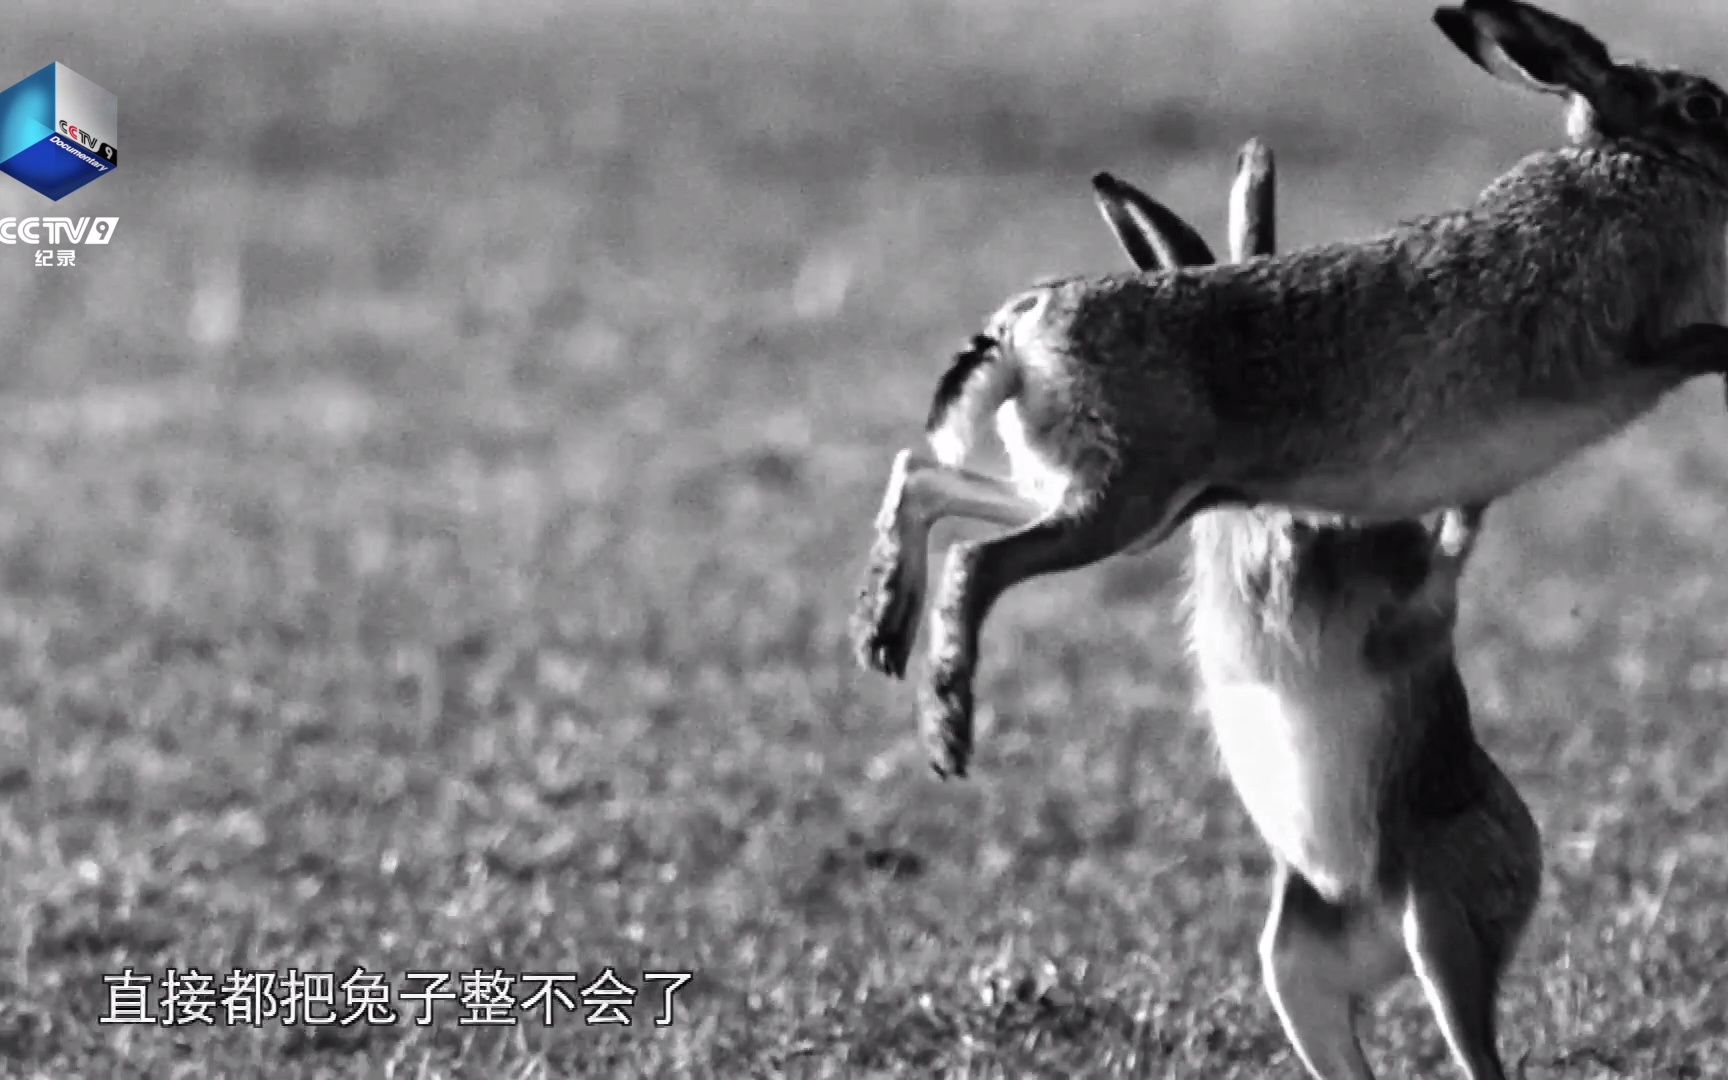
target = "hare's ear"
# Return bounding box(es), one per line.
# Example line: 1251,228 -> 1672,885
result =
1433,0 -> 1614,101
1090,171 -> 1216,272
1227,138 -> 1276,262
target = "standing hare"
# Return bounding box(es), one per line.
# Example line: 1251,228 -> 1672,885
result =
854,0 -> 1728,778
1126,141 -> 1540,1080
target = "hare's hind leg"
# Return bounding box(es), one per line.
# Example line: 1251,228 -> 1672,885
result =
1259,867 -> 1402,1080
1403,777 -> 1541,1080
918,480 -> 1215,777
1402,887 -> 1512,1080
852,448 -> 1043,678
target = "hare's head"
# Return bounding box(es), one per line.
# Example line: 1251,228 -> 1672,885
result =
1435,0 -> 1728,184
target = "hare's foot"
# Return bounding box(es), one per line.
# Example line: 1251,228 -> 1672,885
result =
851,451 -> 930,679
851,524 -> 926,679
854,449 -> 1047,678
918,660 -> 974,779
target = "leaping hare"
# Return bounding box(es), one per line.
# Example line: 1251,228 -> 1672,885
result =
1173,142 -> 1538,1080
854,0 -> 1728,777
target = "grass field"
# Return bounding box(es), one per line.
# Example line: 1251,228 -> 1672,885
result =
1,1 -> 1726,1075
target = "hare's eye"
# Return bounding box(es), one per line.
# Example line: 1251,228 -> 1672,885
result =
1681,93 -> 1722,123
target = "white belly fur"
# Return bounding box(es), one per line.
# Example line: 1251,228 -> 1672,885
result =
1273,391 -> 1670,521
1198,660 -> 1387,900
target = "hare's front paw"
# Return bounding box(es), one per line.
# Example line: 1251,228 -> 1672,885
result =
851,526 -> 925,678
918,662 -> 974,779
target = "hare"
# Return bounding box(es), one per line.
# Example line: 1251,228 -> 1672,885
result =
1178,141 -> 1538,1080
853,0 -> 1728,778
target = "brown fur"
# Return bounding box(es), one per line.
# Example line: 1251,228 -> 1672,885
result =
1196,142 -> 1538,1078
1191,501 -> 1540,1080
852,0 -> 1728,780
1106,137 -> 1547,1076
855,135 -> 1548,1076
999,145 -> 1724,522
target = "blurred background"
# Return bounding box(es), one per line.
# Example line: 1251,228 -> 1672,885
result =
0,1 -> 1725,1076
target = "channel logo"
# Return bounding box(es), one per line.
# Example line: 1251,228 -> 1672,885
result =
0,62 -> 117,201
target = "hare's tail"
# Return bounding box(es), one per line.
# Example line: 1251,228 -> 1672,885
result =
924,333 -> 1011,466
926,284 -> 1050,466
